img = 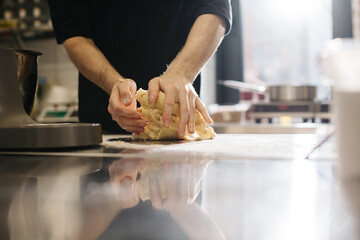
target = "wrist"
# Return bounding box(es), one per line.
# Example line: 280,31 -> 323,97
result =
105,71 -> 125,94
163,64 -> 195,84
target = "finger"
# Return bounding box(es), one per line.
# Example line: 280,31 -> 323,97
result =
180,162 -> 191,203
108,86 -> 121,113
195,97 -> 213,124
128,80 -> 138,108
115,122 -> 146,134
118,110 -> 142,119
122,126 -> 145,134
121,176 -> 134,189
164,162 -> 178,203
148,78 -> 160,103
187,93 -> 196,134
109,105 -> 142,119
108,87 -> 141,118
177,89 -> 190,139
114,115 -> 146,127
150,177 -> 164,210
116,80 -> 136,106
162,87 -> 176,128
112,116 -> 145,134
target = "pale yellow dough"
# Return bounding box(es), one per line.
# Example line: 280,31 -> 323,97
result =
133,88 -> 216,141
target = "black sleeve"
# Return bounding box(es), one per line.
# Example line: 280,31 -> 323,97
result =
190,0 -> 232,35
47,0 -> 92,44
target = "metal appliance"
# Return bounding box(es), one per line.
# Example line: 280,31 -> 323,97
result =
249,101 -> 317,123
219,80 -> 331,124
248,101 -> 332,124
0,48 -> 102,149
218,80 -> 318,102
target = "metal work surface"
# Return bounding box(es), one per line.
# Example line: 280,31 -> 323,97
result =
0,134 -> 356,240
213,123 -> 333,135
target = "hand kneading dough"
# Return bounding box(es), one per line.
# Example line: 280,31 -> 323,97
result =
133,88 -> 216,141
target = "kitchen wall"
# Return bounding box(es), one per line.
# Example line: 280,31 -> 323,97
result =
25,39 -> 78,90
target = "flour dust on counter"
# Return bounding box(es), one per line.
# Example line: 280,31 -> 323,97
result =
102,134 -> 330,160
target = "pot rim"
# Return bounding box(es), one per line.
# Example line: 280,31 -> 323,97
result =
14,49 -> 42,56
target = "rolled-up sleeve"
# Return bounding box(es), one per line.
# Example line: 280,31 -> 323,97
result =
190,0 -> 232,35
47,0 -> 92,44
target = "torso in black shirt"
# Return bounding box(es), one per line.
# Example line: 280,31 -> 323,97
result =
48,0 -> 232,133
80,1 -> 199,133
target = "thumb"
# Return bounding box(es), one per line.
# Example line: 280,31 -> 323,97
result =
117,79 -> 137,106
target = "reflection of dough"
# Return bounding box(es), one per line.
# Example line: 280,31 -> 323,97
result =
137,160 -> 167,201
133,88 -> 216,141
137,157 -> 210,202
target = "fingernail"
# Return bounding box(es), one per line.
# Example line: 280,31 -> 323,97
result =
164,120 -> 170,128
122,176 -> 133,186
209,117 -> 214,124
122,97 -> 131,105
189,126 -> 194,133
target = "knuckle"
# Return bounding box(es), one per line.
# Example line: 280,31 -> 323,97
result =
190,91 -> 197,99
179,85 -> 187,92
164,101 -> 175,107
149,78 -> 158,85
181,105 -> 190,113
108,96 -> 115,105
169,85 -> 177,92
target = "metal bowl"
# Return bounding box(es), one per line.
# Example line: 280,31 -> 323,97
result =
218,80 -> 317,102
15,49 -> 42,115
267,85 -> 317,102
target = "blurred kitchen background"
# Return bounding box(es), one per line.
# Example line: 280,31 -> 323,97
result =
0,0 -> 357,127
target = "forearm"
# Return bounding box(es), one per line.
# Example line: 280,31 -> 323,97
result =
63,37 -> 123,94
170,203 -> 225,240
76,187 -> 123,240
165,14 -> 226,82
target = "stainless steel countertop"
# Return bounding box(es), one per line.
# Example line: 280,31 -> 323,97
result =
0,133 -> 356,240
213,122 -> 334,135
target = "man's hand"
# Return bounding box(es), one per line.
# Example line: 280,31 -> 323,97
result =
63,37 -> 146,134
147,159 -> 208,212
147,14 -> 225,139
146,159 -> 225,240
148,74 -> 212,139
108,157 -> 143,209
108,79 -> 146,134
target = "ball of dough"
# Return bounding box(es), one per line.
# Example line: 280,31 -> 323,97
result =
133,88 -> 215,141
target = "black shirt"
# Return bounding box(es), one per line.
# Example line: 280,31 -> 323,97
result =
47,0 -> 232,133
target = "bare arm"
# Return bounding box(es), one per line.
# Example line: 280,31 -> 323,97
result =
170,203 -> 226,240
148,14 -> 226,138
63,37 -> 121,94
62,37 -> 146,134
166,14 -> 226,85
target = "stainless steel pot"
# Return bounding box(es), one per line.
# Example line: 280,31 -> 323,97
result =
15,49 -> 42,114
218,80 -> 317,102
